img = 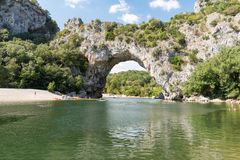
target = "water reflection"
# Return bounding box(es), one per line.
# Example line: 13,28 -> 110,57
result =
0,100 -> 240,160
0,115 -> 30,126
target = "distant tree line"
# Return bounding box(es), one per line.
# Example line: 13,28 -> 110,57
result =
104,71 -> 162,97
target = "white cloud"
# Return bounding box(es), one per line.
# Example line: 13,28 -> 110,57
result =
65,0 -> 89,8
109,0 -> 130,14
150,0 -> 180,11
109,0 -> 140,24
120,13 -> 140,24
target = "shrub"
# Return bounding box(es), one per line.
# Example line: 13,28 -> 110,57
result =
210,20 -> 219,27
105,31 -> 115,41
223,5 -> 240,16
0,29 -> 10,42
187,13 -> 203,25
105,22 -> 118,41
158,32 -> 168,40
169,28 -> 186,45
169,55 -> 183,71
67,33 -> 84,48
48,82 -> 56,92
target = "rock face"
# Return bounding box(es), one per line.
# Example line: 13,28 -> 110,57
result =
52,11 -> 240,99
0,0 -> 59,39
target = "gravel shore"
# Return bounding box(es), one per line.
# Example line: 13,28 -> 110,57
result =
0,89 -> 62,103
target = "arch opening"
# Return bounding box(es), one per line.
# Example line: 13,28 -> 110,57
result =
110,61 -> 146,73
103,60 -> 163,98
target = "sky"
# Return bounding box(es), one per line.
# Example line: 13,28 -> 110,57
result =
37,0 -> 196,73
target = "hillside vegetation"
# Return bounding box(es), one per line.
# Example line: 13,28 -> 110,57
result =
0,34 -> 88,93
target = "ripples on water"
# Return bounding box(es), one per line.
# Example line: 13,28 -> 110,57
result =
0,98 -> 240,160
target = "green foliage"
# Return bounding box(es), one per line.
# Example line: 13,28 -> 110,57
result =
45,17 -> 59,33
169,55 -> 183,71
169,27 -> 186,45
56,29 -> 71,39
104,18 -> 185,48
223,5 -> 240,16
47,82 -> 55,92
203,0 -> 240,16
145,19 -> 164,31
105,22 -> 118,41
105,32 -> 115,41
30,0 -> 39,5
0,38 -> 88,93
168,0 -> 240,28
0,29 -> 10,42
67,33 -> 84,48
184,45 -> 240,99
104,71 -> 162,97
74,75 -> 83,91
210,20 -> 219,27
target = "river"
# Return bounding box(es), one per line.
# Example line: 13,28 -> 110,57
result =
0,98 -> 240,160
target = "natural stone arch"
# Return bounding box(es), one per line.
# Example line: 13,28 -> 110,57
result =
58,19 -> 174,99
81,46 -> 154,98
54,10 -> 240,99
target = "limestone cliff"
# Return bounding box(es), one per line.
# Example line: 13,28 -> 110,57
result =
0,0 -> 59,41
52,1 -> 240,99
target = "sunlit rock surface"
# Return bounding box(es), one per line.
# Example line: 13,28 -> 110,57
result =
0,0 -> 58,38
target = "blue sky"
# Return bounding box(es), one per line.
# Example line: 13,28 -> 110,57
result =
37,0 -> 196,72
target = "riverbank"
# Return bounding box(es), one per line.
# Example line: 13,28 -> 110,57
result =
0,89 -> 63,103
184,95 -> 240,105
103,93 -> 240,106
0,89 -> 239,106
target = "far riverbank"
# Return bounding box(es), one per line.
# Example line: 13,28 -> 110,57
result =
103,93 -> 240,106
0,89 -> 239,106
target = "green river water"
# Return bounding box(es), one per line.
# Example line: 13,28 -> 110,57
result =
0,98 -> 240,160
